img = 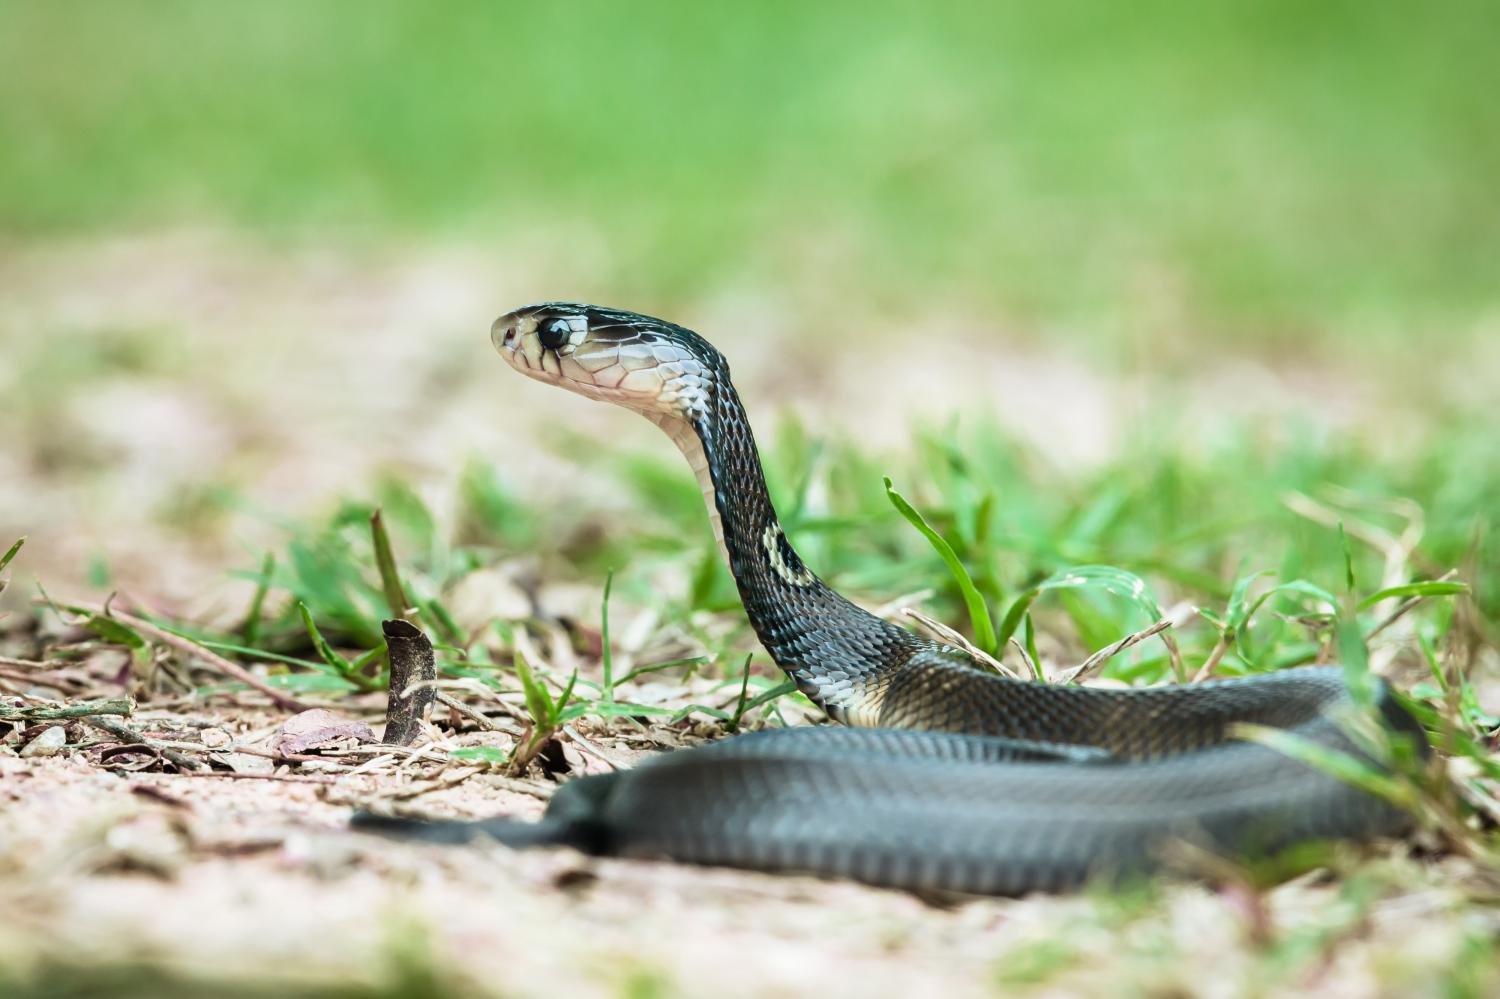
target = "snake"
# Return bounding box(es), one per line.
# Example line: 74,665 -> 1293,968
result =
356,302 -> 1423,895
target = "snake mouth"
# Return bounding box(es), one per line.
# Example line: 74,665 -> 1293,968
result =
491,302 -> 717,423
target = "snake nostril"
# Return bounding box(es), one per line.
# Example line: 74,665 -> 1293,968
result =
491,317 -> 520,350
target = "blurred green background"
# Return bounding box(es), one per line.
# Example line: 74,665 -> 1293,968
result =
1,0 -> 1496,614
4,0 -> 1497,344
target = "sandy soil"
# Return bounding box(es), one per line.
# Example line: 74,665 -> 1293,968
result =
2,700 -> 1493,999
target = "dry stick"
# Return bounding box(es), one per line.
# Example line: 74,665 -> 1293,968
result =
161,742 -> 362,770
899,607 -> 1023,679
1158,602 -> 1190,682
342,752 -> 403,778
178,770 -> 339,785
430,690 -> 524,736
1006,638 -> 1040,680
0,655 -> 59,669
405,677 -> 534,729
64,602 -> 307,712
385,766 -> 483,802
0,668 -> 78,696
1059,618 -> 1175,685
562,725 -> 628,771
0,696 -> 136,722
872,588 -> 937,619
1191,631 -> 1234,684
82,716 -> 205,772
478,773 -> 556,800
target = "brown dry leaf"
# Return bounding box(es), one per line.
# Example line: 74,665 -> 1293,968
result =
274,709 -> 377,755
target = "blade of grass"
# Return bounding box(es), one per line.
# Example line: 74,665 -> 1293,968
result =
1357,580 -> 1469,610
370,508 -> 414,620
600,569 -> 615,702
0,537 -> 24,574
729,654 -> 755,731
884,477 -> 997,653
238,551 -> 276,647
997,565 -> 1164,649
1234,722 -> 1419,810
298,601 -> 354,676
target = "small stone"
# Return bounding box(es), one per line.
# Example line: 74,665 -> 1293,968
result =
20,726 -> 67,758
199,727 -> 232,750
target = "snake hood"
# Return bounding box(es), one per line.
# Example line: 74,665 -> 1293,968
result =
492,302 -> 728,427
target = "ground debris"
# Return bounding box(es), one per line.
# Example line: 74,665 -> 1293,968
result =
18,725 -> 65,757
275,709 -> 378,756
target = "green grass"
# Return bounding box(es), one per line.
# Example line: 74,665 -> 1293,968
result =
2,1 -> 1497,345
60,400 -> 1493,784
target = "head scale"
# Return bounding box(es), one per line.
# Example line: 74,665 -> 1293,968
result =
491,302 -> 723,424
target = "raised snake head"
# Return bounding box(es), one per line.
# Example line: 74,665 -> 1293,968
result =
491,302 -> 725,424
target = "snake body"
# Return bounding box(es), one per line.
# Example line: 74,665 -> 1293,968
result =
357,303 -> 1422,894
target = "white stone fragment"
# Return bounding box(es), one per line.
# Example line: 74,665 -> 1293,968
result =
20,726 -> 67,758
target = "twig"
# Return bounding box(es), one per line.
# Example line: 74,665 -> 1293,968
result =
147,741 -> 362,771
477,773 -> 556,800
82,716 -> 205,771
0,667 -> 86,693
343,753 -> 401,777
1058,618 -> 1175,684
872,589 -> 937,619
176,770 -> 339,785
385,766 -> 483,802
0,655 -> 58,669
1191,632 -> 1233,683
1160,600 -> 1191,682
324,743 -> 456,766
899,607 -> 1022,679
0,696 -> 136,722
431,690 -> 524,735
1006,638 -> 1039,681
61,602 -> 307,712
562,725 -> 628,771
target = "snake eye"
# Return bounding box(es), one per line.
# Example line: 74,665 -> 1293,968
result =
538,318 -> 573,352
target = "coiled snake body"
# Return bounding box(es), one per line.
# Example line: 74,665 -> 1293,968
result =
359,303 -> 1421,894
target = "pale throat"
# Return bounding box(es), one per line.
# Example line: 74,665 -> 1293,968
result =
644,411 -> 730,566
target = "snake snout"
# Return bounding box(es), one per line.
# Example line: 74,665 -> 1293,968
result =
490,314 -> 521,354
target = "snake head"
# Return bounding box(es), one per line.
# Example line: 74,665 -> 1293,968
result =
491,302 -> 722,422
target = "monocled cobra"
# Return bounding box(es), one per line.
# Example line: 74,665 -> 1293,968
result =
355,303 -> 1423,895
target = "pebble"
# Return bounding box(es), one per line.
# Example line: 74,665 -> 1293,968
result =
20,726 -> 67,758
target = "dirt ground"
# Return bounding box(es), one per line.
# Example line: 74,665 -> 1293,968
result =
3,683 -> 1495,999
3,233 -> 1498,998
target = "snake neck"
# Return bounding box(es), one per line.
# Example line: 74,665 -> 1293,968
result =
652,368 -> 922,723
